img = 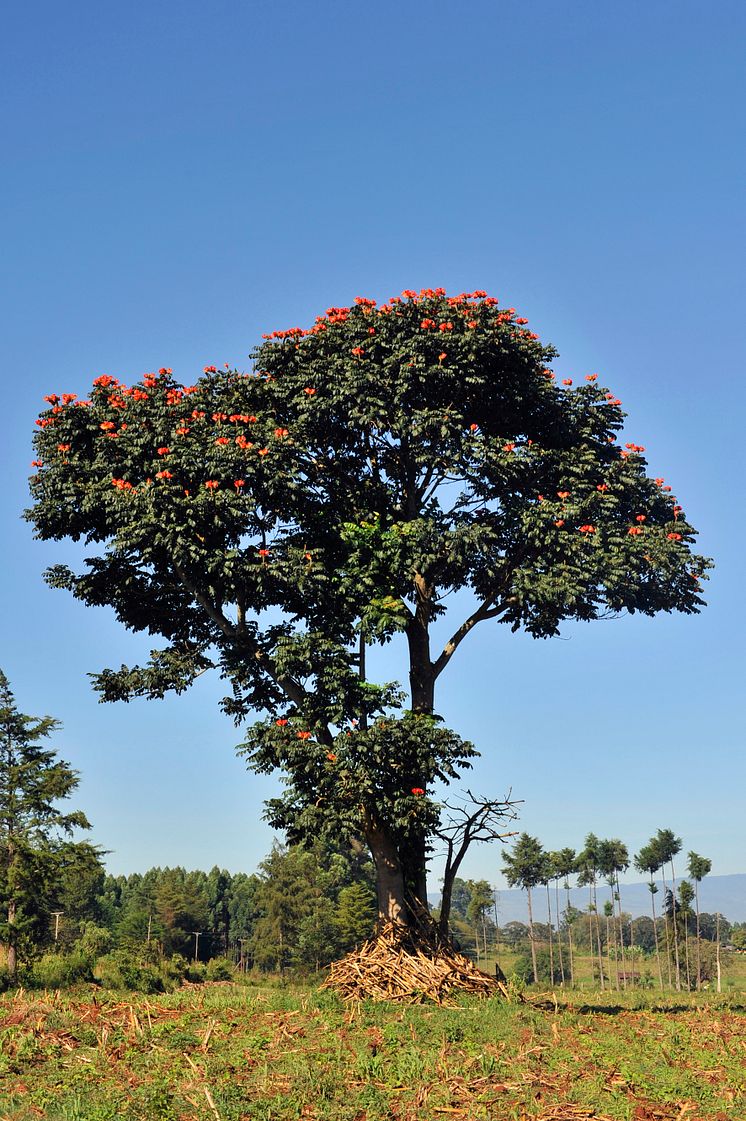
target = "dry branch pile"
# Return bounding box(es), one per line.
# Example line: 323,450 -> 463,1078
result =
322,923 -> 510,1004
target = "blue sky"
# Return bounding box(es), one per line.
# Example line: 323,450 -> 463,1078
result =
2,1 -> 744,889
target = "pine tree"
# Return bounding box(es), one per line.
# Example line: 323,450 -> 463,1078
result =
0,671 -> 99,977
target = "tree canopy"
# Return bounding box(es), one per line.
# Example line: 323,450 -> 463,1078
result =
27,288 -> 711,927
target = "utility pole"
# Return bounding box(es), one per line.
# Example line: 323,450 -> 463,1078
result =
50,911 -> 64,943
192,931 -> 201,963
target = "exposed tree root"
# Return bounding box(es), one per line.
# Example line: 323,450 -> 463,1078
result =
322,922 -> 511,1005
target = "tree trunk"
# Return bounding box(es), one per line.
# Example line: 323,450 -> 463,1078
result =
526,886 -> 538,985
365,816 -> 408,927
649,883 -> 664,991
6,899 -> 16,980
669,859 -> 681,991
694,881 -> 702,991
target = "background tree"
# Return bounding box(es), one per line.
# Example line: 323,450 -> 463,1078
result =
0,671 -> 101,977
465,878 -> 495,961
655,828 -> 683,990
634,841 -> 664,989
577,834 -> 605,990
553,847 -> 577,985
502,833 -> 545,983
678,879 -> 695,989
687,851 -> 711,990
27,290 -> 710,934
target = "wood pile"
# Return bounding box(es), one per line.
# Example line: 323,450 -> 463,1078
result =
322,923 -> 510,1004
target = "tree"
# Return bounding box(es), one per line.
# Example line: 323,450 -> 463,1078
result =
654,828 -> 683,990
433,789 -> 519,938
634,842 -> 664,989
465,878 -> 495,961
687,851 -> 711,990
577,834 -> 605,990
27,289 -> 710,933
502,833 -> 545,983
553,847 -> 577,985
0,671 -> 101,977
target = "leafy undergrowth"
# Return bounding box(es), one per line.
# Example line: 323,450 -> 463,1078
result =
0,984 -> 744,1120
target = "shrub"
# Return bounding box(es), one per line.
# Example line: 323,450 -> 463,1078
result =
205,956 -> 235,981
94,949 -> 165,993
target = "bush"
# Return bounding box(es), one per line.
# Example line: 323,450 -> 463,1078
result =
31,950 -> 93,988
94,949 -> 165,993
205,956 -> 236,981
511,947 -> 565,986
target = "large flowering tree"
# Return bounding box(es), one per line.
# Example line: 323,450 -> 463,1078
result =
27,289 -> 710,929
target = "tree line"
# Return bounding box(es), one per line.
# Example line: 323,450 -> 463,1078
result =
496,831 -> 739,991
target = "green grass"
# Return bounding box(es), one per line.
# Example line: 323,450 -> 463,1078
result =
1,982 -> 745,1120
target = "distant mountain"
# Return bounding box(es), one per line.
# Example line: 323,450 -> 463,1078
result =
433,874 -> 746,925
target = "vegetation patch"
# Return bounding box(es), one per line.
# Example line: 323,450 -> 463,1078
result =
0,984 -> 744,1120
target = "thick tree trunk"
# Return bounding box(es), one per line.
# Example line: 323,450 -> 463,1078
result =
365,815 -> 408,926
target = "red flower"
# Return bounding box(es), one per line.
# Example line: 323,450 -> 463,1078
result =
274,427 -> 288,438
585,374 -> 598,382
57,443 -> 70,452
421,318 -> 435,329
275,718 -> 288,726
667,532 -> 682,541
578,524 -> 596,534
204,480 -> 219,489
466,319 -> 478,328
258,547 -> 270,557
212,413 -> 228,422
297,730 -> 312,740
628,526 -> 643,536
635,514 -> 646,522
557,491 -> 570,499
43,394 -> 60,404
176,427 -> 190,436
31,460 -> 43,468
157,447 -> 170,456
156,470 -> 173,479
411,787 -> 425,796
204,365 -> 218,373
351,346 -> 365,357
597,483 -> 609,492
503,443 -> 515,452
469,423 -> 479,432
562,379 -> 573,386
555,519 -> 565,528
326,752 -> 337,762
304,387 -> 316,395
258,447 -> 269,456
93,375 -> 117,388
215,437 -> 230,445
158,367 -> 172,376
438,321 -> 453,332
234,479 -> 245,489
438,352 -> 447,361
100,421 -> 116,430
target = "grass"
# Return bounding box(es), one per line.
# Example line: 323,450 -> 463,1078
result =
1,981 -> 745,1120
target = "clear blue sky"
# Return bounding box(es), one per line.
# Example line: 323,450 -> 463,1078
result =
2,1 -> 744,888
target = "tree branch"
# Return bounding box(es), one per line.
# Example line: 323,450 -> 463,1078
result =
432,597 -> 508,679
172,560 -> 309,710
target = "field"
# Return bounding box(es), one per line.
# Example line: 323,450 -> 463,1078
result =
1,982 -> 745,1121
